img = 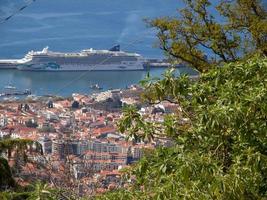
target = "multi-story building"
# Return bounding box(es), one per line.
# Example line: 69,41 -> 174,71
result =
38,136 -> 52,154
0,116 -> 8,127
72,150 -> 127,179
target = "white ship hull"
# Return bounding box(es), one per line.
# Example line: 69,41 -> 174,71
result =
17,62 -> 144,71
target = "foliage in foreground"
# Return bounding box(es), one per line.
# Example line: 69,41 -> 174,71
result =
96,56 -> 267,199
0,138 -> 42,189
149,0 -> 266,72
0,181 -> 61,200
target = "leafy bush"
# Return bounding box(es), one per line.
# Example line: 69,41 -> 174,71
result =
97,56 -> 267,199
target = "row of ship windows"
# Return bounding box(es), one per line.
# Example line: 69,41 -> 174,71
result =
32,57 -> 137,61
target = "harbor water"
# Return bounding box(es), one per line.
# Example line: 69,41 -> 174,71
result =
0,67 -> 197,98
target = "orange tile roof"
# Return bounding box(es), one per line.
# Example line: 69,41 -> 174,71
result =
93,126 -> 116,135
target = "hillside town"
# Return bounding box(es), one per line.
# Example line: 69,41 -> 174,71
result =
0,86 -> 177,195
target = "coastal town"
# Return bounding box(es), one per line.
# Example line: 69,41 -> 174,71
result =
0,86 -> 177,196
0,0 -> 266,198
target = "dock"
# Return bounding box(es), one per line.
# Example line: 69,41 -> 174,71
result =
0,85 -> 31,97
144,59 -> 186,69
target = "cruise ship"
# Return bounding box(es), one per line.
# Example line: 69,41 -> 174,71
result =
14,45 -> 145,71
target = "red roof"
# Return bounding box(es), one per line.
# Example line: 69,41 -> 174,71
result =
94,126 -> 115,133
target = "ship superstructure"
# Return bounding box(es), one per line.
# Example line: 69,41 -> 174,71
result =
15,45 -> 145,71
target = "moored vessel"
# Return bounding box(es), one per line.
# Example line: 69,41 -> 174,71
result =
0,85 -> 31,96
14,45 -> 145,71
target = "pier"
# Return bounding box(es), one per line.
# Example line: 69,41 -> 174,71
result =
0,85 -> 31,97
144,59 -> 186,69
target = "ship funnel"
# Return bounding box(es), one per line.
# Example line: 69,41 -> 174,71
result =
109,45 -> 120,52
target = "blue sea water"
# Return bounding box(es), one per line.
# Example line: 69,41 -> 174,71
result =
0,68 -> 197,98
0,0 -> 181,59
0,0 -> 197,98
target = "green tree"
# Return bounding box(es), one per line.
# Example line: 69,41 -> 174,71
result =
0,138 -> 42,189
96,56 -> 267,199
0,157 -> 15,189
0,131 -> 72,199
149,0 -> 266,72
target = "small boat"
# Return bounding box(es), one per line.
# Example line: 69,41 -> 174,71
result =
1,84 -> 31,96
3,84 -> 17,95
4,85 -> 16,90
90,84 -> 103,90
